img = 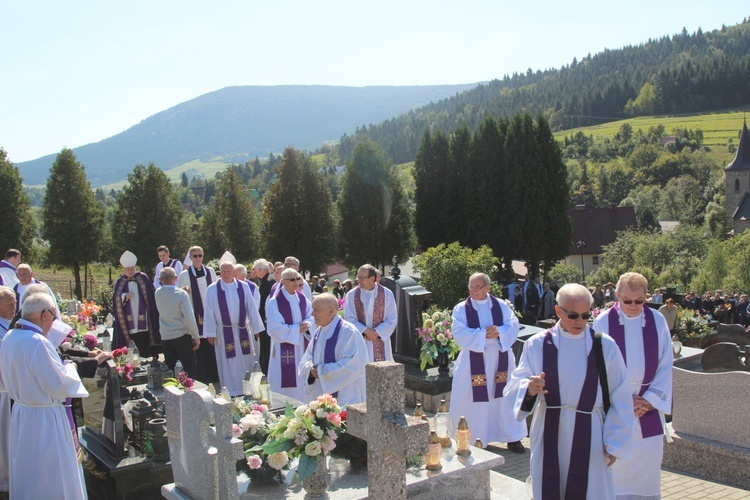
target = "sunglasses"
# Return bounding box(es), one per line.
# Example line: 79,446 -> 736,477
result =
559,305 -> 592,321
285,277 -> 302,282
621,299 -> 645,305
191,254 -> 203,258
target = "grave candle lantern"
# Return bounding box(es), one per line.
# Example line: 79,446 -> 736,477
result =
455,416 -> 472,456
435,399 -> 453,447
425,431 -> 443,471
130,401 -> 156,451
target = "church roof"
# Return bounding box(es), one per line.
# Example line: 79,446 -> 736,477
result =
568,206 -> 637,255
732,192 -> 750,221
725,120 -> 750,171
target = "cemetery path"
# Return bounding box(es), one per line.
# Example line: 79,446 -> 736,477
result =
487,437 -> 750,499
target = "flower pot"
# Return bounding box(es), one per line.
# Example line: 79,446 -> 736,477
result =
437,351 -> 450,374
302,455 -> 329,499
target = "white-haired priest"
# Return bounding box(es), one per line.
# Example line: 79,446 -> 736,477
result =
299,293 -> 367,406
0,292 -> 89,498
203,255 -> 264,396
266,268 -> 314,403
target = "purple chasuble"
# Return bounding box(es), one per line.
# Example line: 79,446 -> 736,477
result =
215,279 -> 252,358
188,266 -> 212,336
464,295 -> 509,402
275,290 -> 309,388
312,317 -> 343,398
541,327 -> 600,500
607,302 -> 662,438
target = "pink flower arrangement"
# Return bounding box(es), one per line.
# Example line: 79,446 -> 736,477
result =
416,309 -> 460,371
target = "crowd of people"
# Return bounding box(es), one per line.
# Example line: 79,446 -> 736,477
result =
0,244 -> 677,499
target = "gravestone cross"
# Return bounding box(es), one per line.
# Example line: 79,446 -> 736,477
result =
347,361 -> 430,500
162,387 -> 245,500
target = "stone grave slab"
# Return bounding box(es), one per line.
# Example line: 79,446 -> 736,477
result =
700,342 -> 749,372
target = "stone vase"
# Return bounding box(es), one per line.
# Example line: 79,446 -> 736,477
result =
302,455 -> 329,499
437,351 -> 450,373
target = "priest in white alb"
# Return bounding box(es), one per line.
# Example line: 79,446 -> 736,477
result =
266,268 -> 313,403
343,264 -> 397,363
505,283 -> 634,499
177,246 -> 219,384
0,292 -> 89,499
299,293 -> 367,406
203,256 -> 264,396
0,286 -> 15,493
593,272 -> 673,500
450,273 -> 527,452
13,263 -> 59,316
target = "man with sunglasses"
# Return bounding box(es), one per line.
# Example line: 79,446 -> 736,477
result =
266,268 -> 314,403
506,283 -> 634,499
0,293 -> 89,498
449,273 -> 527,453
593,272 -> 673,500
177,246 -> 219,384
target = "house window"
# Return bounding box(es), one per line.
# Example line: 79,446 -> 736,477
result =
592,256 -> 599,265
736,178 -> 740,192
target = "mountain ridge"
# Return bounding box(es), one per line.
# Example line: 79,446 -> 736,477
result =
16,83 -> 479,187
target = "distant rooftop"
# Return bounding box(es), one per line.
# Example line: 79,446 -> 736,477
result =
725,120 -> 750,171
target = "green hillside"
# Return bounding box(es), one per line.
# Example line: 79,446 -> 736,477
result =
554,109 -> 748,166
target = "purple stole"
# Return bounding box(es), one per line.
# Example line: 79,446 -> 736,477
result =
270,282 -> 280,297
18,322 -> 83,462
275,290 -> 309,388
188,266 -> 212,336
464,295 -> 509,402
0,261 -> 16,274
541,327 -> 600,500
607,302 -> 662,438
215,279 -> 252,358
354,285 -> 387,362
13,279 -> 40,313
245,279 -> 258,296
0,275 -> 4,286
311,317 -> 343,398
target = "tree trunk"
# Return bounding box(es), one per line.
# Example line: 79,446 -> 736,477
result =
73,262 -> 83,301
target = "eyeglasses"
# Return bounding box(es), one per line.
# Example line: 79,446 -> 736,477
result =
43,308 -> 56,319
559,305 -> 592,321
191,254 -> 203,258
285,277 -> 302,282
621,299 -> 645,305
468,284 -> 488,291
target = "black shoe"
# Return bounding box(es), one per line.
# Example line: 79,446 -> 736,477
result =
507,441 -> 525,454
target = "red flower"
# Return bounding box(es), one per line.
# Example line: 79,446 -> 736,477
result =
112,348 -> 123,358
340,410 -> 347,422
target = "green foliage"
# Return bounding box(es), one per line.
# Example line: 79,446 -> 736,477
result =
263,148 -> 337,274
548,263 -> 584,286
198,166 -> 260,262
43,149 -> 105,299
0,149 -> 35,261
111,164 -> 188,273
338,139 -> 412,268
690,230 -> 750,294
412,243 -> 498,309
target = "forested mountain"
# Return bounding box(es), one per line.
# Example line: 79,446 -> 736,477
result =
16,84 -> 478,186
338,19 -> 750,164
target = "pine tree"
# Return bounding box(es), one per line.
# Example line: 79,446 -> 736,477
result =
43,148 -> 105,299
0,149 -> 35,260
537,115 -> 572,277
443,126 -> 470,246
465,117 -> 501,249
199,166 -> 260,262
338,139 -> 411,269
414,129 -> 449,249
263,148 -> 336,274
111,164 -> 187,275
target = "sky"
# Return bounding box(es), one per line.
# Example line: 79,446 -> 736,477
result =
1,1 -> 748,163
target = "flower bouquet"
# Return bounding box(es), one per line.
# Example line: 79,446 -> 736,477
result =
163,372 -> 195,391
416,310 -> 460,371
111,347 -> 134,385
255,394 -> 345,482
232,399 -> 284,483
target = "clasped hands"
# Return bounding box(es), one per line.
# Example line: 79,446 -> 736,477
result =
363,327 -> 379,341
485,325 -> 499,339
633,395 -> 654,417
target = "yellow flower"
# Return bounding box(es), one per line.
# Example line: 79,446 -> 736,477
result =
423,319 -> 434,329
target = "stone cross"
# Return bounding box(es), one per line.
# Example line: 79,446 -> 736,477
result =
347,361 -> 430,500
162,387 -> 245,500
